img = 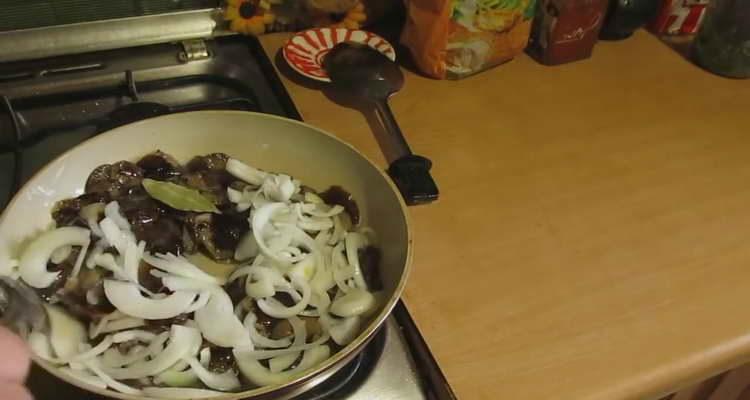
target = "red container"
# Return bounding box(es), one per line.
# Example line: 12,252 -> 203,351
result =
527,0 -> 609,65
649,0 -> 709,35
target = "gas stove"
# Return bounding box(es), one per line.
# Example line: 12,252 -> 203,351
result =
0,15 -> 454,400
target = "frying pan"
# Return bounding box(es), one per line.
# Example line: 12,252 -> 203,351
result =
0,111 -> 412,399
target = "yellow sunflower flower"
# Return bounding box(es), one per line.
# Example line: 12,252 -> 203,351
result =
225,0 -> 275,36
331,2 -> 367,30
309,1 -> 368,29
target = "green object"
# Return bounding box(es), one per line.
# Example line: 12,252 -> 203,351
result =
142,178 -> 219,213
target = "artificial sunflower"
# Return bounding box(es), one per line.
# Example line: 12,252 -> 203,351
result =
309,1 -> 368,29
225,0 -> 276,36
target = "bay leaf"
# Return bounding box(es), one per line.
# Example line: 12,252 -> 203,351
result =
142,178 -> 219,213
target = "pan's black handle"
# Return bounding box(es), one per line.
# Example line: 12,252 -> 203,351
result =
373,100 -> 439,205
388,154 -> 439,205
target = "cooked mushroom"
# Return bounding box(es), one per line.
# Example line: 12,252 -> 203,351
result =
186,153 -> 229,172
183,153 -> 234,207
118,186 -> 186,255
85,161 -> 144,199
186,213 -> 249,262
320,186 -> 360,225
136,151 -> 183,181
51,192 -> 109,227
208,346 -> 237,373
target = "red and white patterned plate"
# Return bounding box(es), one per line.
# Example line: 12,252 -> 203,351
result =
283,28 -> 396,82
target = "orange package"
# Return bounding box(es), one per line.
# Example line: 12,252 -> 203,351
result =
401,0 -> 538,79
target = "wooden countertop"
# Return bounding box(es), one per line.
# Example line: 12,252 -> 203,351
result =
260,31 -> 750,400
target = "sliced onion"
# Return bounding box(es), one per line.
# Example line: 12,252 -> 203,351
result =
50,246 -> 72,264
146,331 -> 171,357
103,280 -> 197,320
234,230 -> 259,261
154,365 -> 198,387
328,214 -> 345,245
329,288 -> 376,317
199,348 -> 211,366
234,345 -> 330,387
288,255 -> 316,282
142,387 -> 226,399
184,291 -> 211,313
112,329 -> 157,343
231,332 -> 330,360
234,265 -> 288,300
268,317 -> 306,373
28,331 -> 53,360
261,174 -> 298,203
161,275 -> 220,292
257,277 -> 311,318
344,232 -> 368,289
194,288 -> 252,348
19,226 -> 91,288
83,359 -> 142,395
80,202 -> 105,238
297,215 -> 334,232
243,312 -> 292,349
301,202 -> 344,218
226,158 -> 268,185
89,310 -> 124,339
101,346 -> 149,368
184,356 -> 241,391
122,240 -> 146,284
227,187 -> 244,203
310,290 -> 331,312
252,203 -> 294,265
45,304 -> 87,359
47,335 -> 114,364
104,201 -> 131,231
91,253 -> 123,277
105,325 -> 200,380
154,366 -> 199,387
310,262 -> 335,295
96,317 -> 145,336
315,229 -> 332,246
99,218 -> 134,255
269,353 -> 299,374
143,253 -> 224,285
69,241 -> 90,279
324,315 -> 361,346
85,241 -> 105,269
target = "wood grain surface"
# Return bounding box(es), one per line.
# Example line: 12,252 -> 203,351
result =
260,30 -> 750,400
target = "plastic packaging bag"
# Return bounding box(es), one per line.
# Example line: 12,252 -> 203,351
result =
401,0 -> 537,79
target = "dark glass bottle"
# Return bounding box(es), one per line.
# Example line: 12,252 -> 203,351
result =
692,0 -> 750,78
599,0 -> 660,40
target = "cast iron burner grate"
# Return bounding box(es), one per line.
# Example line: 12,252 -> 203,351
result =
0,72 -> 259,198
0,36 -> 300,208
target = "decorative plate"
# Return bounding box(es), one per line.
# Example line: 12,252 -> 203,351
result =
282,28 -> 396,82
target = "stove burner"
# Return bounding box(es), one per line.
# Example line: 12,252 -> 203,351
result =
298,328 -> 385,400
97,70 -> 172,131
100,101 -> 170,131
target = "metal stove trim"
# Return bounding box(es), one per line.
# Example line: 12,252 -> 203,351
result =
0,9 -> 223,63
